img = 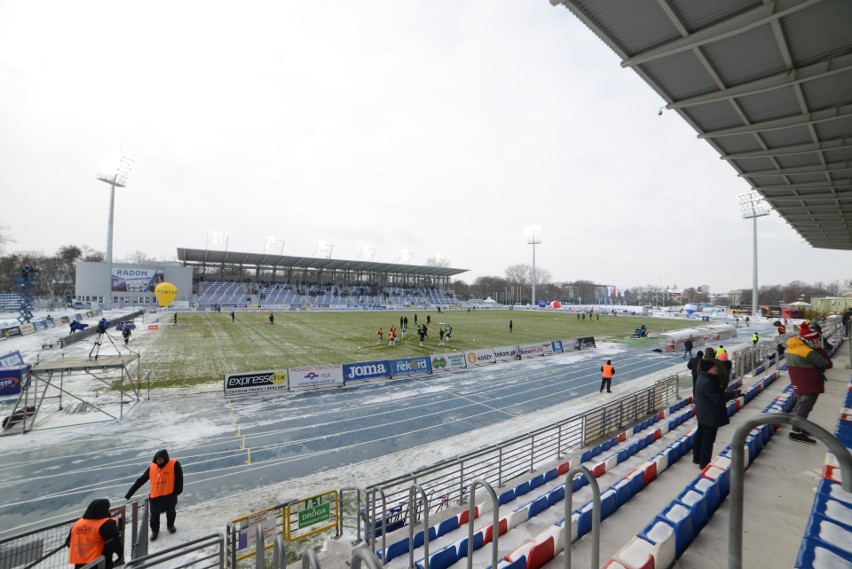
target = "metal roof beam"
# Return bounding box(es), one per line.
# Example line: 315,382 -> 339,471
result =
702,105 -> 852,138
739,161 -> 852,177
620,0 -> 823,68
670,53 -> 852,110
722,138 -> 852,159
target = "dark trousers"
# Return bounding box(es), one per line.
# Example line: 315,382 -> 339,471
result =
599,377 -> 611,392
693,424 -> 718,468
149,497 -> 177,533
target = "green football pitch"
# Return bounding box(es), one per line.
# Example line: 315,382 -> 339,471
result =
135,310 -> 690,387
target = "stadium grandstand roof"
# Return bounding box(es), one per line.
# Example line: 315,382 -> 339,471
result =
177,248 -> 469,278
552,0 -> 852,250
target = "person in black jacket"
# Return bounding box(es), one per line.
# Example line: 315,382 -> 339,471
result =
66,498 -> 124,569
692,359 -> 740,468
125,449 -> 184,541
686,350 -> 704,390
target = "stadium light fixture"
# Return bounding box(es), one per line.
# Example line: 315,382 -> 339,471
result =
357,246 -> 376,262
206,231 -> 229,251
738,191 -> 770,318
525,225 -> 542,306
97,154 -> 134,311
397,249 -> 414,264
263,236 -> 285,255
314,241 -> 334,259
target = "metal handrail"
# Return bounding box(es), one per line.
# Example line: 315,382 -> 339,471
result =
466,480 -> 499,569
273,536 -> 287,569
302,549 -> 321,569
124,533 -> 224,568
408,484 -> 430,569
352,545 -> 384,569
728,414 -> 852,569
562,466 -> 601,569
254,526 -> 265,569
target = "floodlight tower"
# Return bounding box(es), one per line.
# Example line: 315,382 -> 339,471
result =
263,236 -> 285,254
526,226 -> 541,306
206,231 -> 229,250
738,192 -> 770,318
314,241 -> 334,259
97,155 -> 133,310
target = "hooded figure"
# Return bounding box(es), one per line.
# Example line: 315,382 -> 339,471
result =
692,359 -> 740,468
66,498 -> 124,569
785,325 -> 833,444
125,449 -> 184,541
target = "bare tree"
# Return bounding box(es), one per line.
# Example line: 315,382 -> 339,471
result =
426,255 -> 451,268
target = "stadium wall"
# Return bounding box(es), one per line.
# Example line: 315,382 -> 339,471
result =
75,262 -> 193,308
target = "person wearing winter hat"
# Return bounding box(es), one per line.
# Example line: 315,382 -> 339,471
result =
125,449 -> 184,541
66,498 -> 124,569
785,324 -> 832,444
686,350 -> 704,391
692,359 -> 740,468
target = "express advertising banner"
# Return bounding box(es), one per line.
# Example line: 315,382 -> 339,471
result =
465,348 -> 496,366
224,370 -> 288,396
112,268 -> 166,293
431,352 -> 467,372
520,342 -> 551,358
493,345 -> 519,362
342,360 -> 392,382
288,364 -> 344,390
389,356 -> 432,377
0,365 -> 29,396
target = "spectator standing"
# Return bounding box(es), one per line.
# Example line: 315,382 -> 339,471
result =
599,360 -> 615,393
683,336 -> 694,359
687,350 -> 704,391
693,359 -> 739,468
66,499 -> 124,569
786,323 -> 833,444
125,449 -> 184,541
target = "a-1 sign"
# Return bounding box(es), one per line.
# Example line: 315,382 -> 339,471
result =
285,490 -> 338,541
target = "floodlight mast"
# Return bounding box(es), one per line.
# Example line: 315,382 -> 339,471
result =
738,192 -> 770,319
97,155 -> 133,310
526,226 -> 542,306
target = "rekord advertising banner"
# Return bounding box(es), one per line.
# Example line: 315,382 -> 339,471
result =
578,336 -> 597,349
493,345 -> 520,362
465,348 -> 496,366
389,356 -> 432,377
561,338 -> 581,352
0,351 -> 25,368
224,370 -> 288,396
0,365 -> 28,396
520,342 -> 551,358
288,364 -> 344,390
431,352 -> 467,372
342,360 -> 392,382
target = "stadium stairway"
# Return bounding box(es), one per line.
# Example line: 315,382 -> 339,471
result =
370,342 -> 851,569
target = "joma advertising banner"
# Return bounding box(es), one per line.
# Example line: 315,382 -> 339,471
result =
389,356 -> 432,377
288,364 -> 344,390
431,352 -> 467,372
342,360 -> 392,382
492,345 -> 519,362
465,348 -> 496,366
224,370 -> 288,396
520,343 -> 551,358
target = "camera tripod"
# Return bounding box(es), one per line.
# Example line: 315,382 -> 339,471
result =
89,329 -> 121,360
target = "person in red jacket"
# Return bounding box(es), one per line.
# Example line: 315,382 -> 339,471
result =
785,322 -> 833,444
125,449 -> 184,541
66,498 -> 124,569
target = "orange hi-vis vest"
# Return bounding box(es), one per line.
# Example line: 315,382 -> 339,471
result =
69,518 -> 108,565
149,459 -> 177,498
602,364 -> 614,379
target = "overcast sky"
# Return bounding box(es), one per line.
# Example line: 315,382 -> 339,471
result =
2,1 -> 849,294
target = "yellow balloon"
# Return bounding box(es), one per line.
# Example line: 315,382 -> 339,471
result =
154,282 -> 178,308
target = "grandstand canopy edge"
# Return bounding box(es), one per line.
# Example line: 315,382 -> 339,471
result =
177,248 -> 468,287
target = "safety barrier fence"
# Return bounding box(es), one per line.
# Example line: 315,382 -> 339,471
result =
344,375 -> 680,556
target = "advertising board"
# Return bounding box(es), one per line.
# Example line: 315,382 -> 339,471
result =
389,356 -> 432,377
342,360 -> 392,382
224,370 -> 288,396
430,352 -> 467,372
520,342 -> 551,358
465,348 -> 496,366
288,364 -> 344,390
492,345 -> 519,362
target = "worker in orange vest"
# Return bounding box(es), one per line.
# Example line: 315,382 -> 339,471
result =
600,360 -> 615,393
66,499 -> 123,569
125,449 -> 184,542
